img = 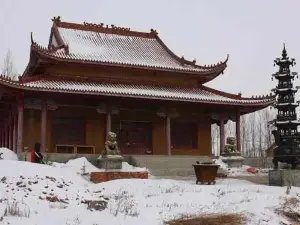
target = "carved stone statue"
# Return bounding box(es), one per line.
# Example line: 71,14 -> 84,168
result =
221,136 -> 244,168
223,137 -> 238,154
98,132 -> 123,169
102,132 -> 121,157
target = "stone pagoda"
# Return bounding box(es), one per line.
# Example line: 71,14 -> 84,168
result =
271,44 -> 300,169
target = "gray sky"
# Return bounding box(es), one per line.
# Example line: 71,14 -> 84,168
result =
1,0 -> 300,98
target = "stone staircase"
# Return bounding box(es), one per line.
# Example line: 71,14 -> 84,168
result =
128,155 -> 211,177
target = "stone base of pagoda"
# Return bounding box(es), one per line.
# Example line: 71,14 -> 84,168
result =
220,153 -> 244,168
269,169 -> 300,187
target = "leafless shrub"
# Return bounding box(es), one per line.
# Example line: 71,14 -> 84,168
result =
3,200 -> 30,217
165,213 -> 246,225
65,215 -> 81,225
277,195 -> 300,223
108,188 -> 139,218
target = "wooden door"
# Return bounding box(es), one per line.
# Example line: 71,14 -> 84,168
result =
116,121 -> 152,155
52,117 -> 85,145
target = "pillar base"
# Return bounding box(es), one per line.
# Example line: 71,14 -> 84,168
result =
97,155 -> 124,169
269,169 -> 300,187
220,155 -> 244,168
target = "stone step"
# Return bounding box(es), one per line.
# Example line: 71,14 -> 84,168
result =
128,155 -> 211,176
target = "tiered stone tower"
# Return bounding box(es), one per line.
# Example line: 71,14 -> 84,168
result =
271,44 -> 300,169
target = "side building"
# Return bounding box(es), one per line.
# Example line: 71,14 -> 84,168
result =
0,17 -> 275,156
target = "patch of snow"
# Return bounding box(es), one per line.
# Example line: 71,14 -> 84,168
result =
220,155 -> 244,160
213,158 -> 228,170
50,157 -> 148,173
213,158 -> 271,177
0,147 -> 18,161
0,160 -> 298,225
121,162 -> 148,172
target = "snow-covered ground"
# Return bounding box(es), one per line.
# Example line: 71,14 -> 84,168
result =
0,147 -> 19,161
50,157 -> 148,174
0,150 -> 299,225
214,158 -> 270,177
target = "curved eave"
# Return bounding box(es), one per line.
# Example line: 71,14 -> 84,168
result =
154,34 -> 229,81
0,77 -> 275,108
30,43 -> 227,76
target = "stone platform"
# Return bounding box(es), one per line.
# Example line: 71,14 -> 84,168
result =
269,169 -> 300,187
90,171 -> 148,183
220,155 -> 244,168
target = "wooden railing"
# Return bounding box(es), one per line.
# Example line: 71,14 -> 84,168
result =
56,145 -> 95,154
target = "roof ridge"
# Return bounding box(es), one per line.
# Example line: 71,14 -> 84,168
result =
0,74 -> 19,82
52,17 -> 157,39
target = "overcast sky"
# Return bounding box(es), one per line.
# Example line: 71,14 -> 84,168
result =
1,0 -> 300,98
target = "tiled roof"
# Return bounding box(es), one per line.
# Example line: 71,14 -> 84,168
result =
0,76 -> 275,106
31,20 -> 228,75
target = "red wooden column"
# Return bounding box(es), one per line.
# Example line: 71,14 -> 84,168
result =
3,128 -> 5,147
41,99 -> 47,152
13,114 -> 17,152
4,122 -> 8,148
0,128 -> 2,147
236,109 -> 241,153
1,128 -> 3,147
17,97 -> 24,154
2,126 -> 5,147
8,115 -> 13,150
166,114 -> 171,156
219,112 -> 225,154
106,111 -> 111,135
7,123 -> 10,148
2,127 -> 4,147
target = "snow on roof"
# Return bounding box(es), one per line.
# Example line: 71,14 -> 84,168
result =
57,27 -> 205,71
33,21 -> 228,74
0,77 -> 274,105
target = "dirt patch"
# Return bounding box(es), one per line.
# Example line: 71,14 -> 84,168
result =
165,213 -> 246,225
276,196 -> 300,224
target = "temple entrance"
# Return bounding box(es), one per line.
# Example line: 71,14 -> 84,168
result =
113,120 -> 152,155
52,117 -> 85,145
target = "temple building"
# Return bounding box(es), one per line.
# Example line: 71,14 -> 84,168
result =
0,17 -> 275,156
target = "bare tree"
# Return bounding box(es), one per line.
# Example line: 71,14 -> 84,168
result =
263,107 -> 276,148
211,107 -> 275,158
1,49 -> 17,80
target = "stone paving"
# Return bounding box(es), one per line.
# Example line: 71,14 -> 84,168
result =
152,175 -> 269,185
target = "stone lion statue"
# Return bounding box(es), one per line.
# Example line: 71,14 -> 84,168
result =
101,132 -> 121,157
223,137 -> 237,154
